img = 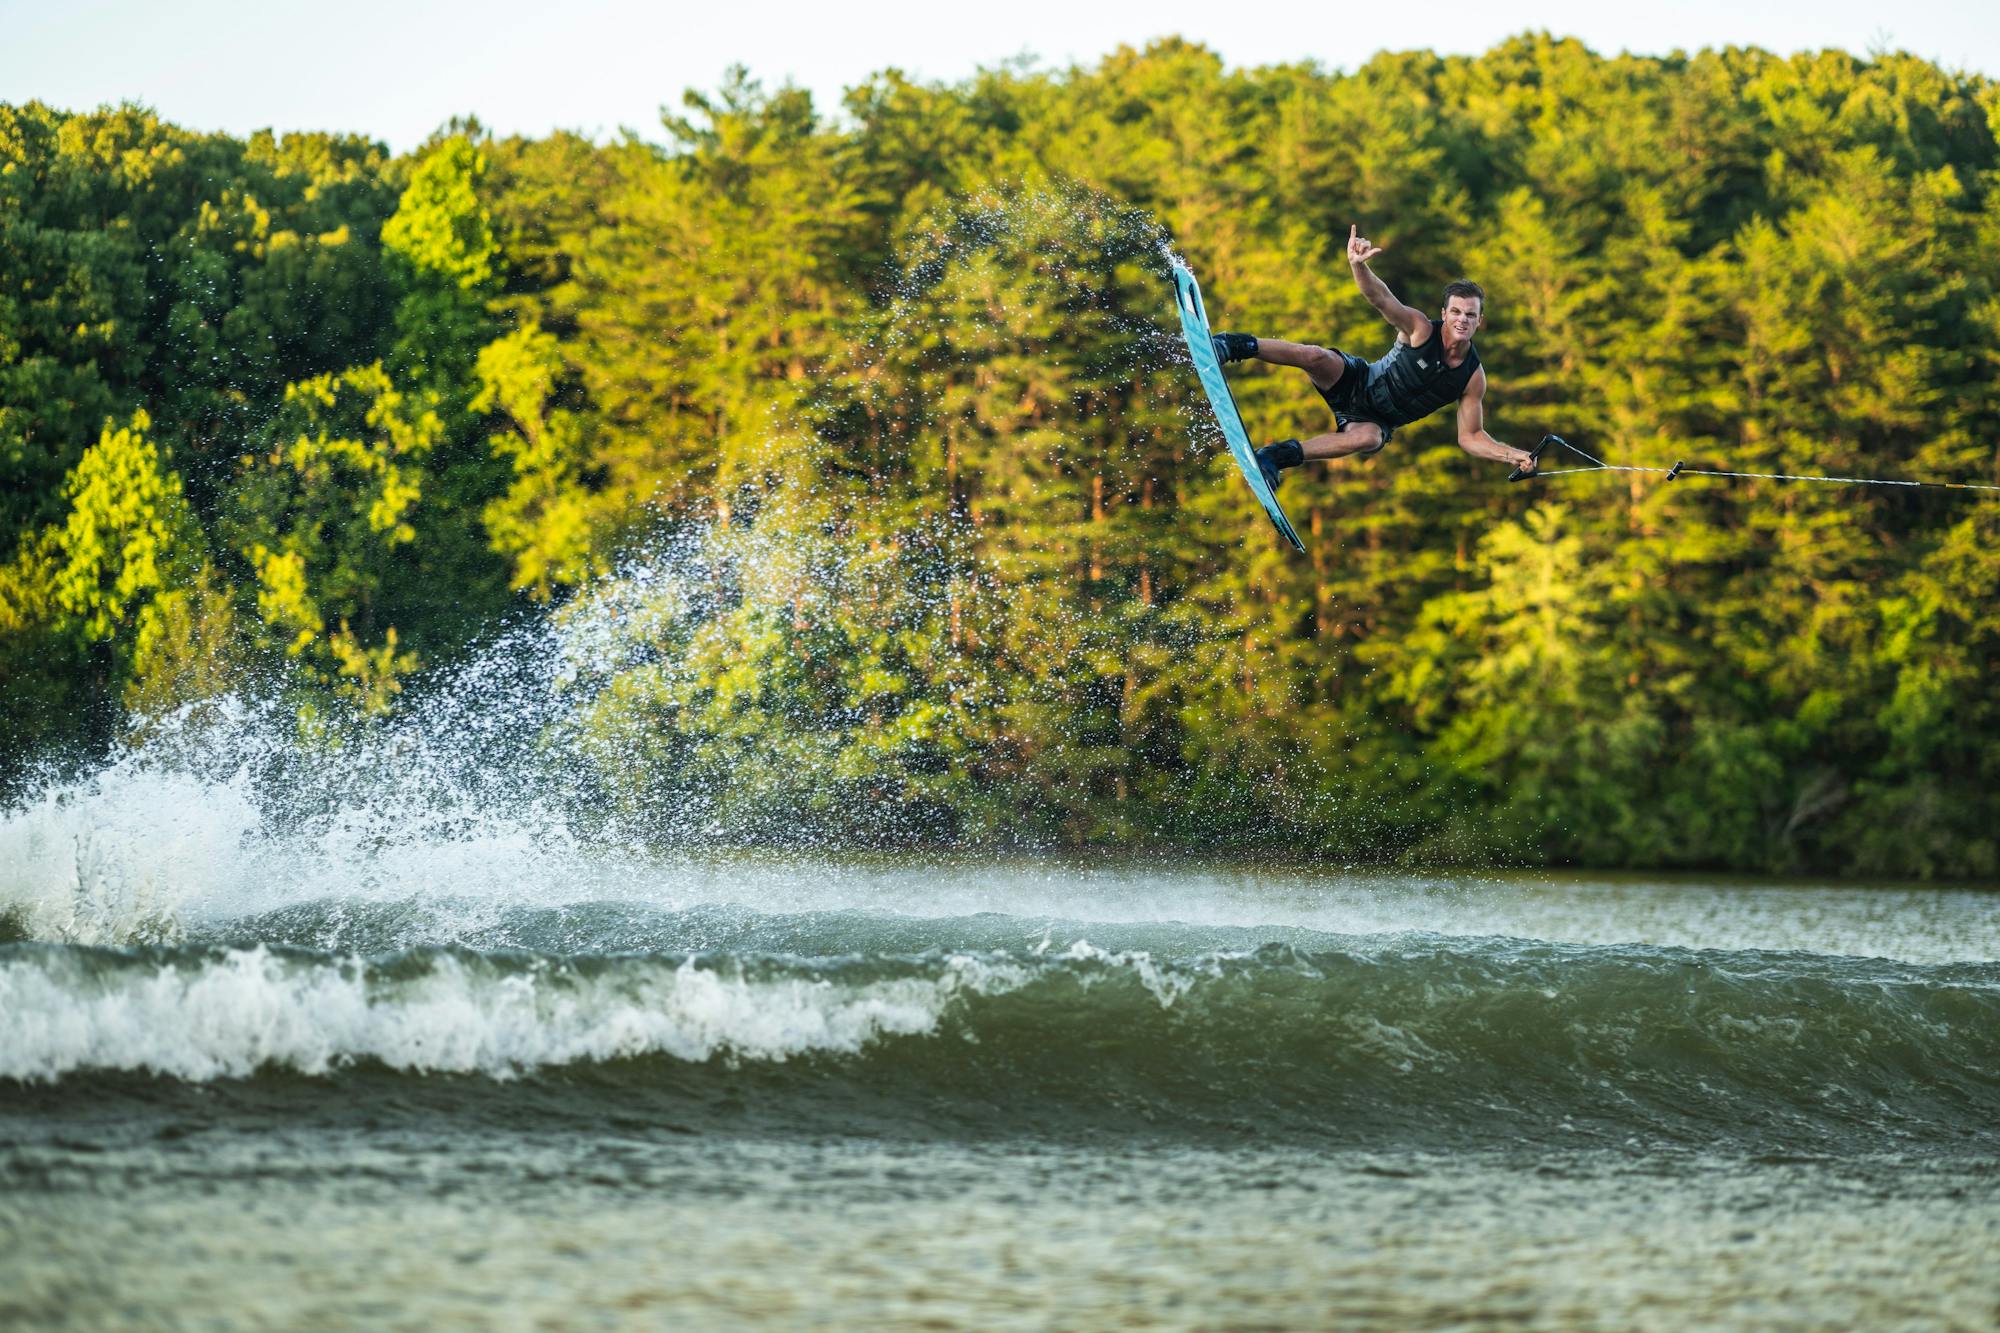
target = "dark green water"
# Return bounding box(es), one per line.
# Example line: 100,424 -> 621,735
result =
3,838 -> 1997,1327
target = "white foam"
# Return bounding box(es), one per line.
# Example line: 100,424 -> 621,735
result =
0,684 -> 659,947
1058,939 -> 1203,1008
0,948 -> 1035,1082
0,755 -> 260,946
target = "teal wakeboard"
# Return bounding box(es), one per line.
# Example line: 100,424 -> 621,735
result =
1170,260 -> 1305,552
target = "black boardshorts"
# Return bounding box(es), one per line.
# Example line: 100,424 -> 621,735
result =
1314,350 -> 1394,450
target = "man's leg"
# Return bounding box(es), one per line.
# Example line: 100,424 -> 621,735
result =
1212,332 -> 1351,391
1250,338 -> 1348,392
1219,336 -> 1381,485
1254,422 -> 1386,490
1300,422 -> 1385,461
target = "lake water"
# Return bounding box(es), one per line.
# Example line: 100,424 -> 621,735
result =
4,769 -> 1997,1330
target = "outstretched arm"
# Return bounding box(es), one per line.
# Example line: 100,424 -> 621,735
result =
1456,369 -> 1537,470
1347,224 -> 1430,345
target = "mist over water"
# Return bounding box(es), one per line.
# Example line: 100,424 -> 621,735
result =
0,187 -> 1214,957
0,504 -> 950,946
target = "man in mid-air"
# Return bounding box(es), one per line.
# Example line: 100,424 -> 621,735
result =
1212,224 -> 1545,487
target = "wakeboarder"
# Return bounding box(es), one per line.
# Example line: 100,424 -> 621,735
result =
1211,224 -> 1547,487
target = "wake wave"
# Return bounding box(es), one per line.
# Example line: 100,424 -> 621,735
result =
7,937 -> 1996,1151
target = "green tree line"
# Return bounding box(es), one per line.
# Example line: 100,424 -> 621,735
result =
3,34 -> 1997,875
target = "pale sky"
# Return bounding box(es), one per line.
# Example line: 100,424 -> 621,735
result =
1,0 -> 1992,153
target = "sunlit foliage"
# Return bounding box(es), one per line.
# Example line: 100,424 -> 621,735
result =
1,38 -> 1996,874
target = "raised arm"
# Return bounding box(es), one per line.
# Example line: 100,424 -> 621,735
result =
1347,224 -> 1431,345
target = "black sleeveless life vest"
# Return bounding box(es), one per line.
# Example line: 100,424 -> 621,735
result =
1358,321 -> 1480,427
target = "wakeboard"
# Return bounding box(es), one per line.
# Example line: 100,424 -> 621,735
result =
1169,260 -> 1305,552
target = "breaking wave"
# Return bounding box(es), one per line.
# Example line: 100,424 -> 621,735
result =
6,929 -> 1996,1152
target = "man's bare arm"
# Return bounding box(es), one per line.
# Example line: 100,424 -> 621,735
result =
1455,369 -> 1536,469
1346,224 -> 1430,345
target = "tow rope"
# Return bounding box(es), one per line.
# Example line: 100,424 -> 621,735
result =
1516,435 -> 2000,495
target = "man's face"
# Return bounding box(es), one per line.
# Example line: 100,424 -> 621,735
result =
1442,296 -> 1483,341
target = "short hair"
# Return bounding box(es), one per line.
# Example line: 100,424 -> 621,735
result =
1442,280 -> 1485,308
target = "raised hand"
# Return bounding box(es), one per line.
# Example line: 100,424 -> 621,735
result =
1347,223 -> 1385,265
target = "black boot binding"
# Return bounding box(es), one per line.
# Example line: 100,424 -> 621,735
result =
1212,332 -> 1258,364
1255,439 -> 1304,492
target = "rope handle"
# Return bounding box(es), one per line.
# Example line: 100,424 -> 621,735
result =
1507,434 -> 1563,483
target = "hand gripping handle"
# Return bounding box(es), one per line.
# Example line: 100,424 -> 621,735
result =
1508,433 -> 1563,483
